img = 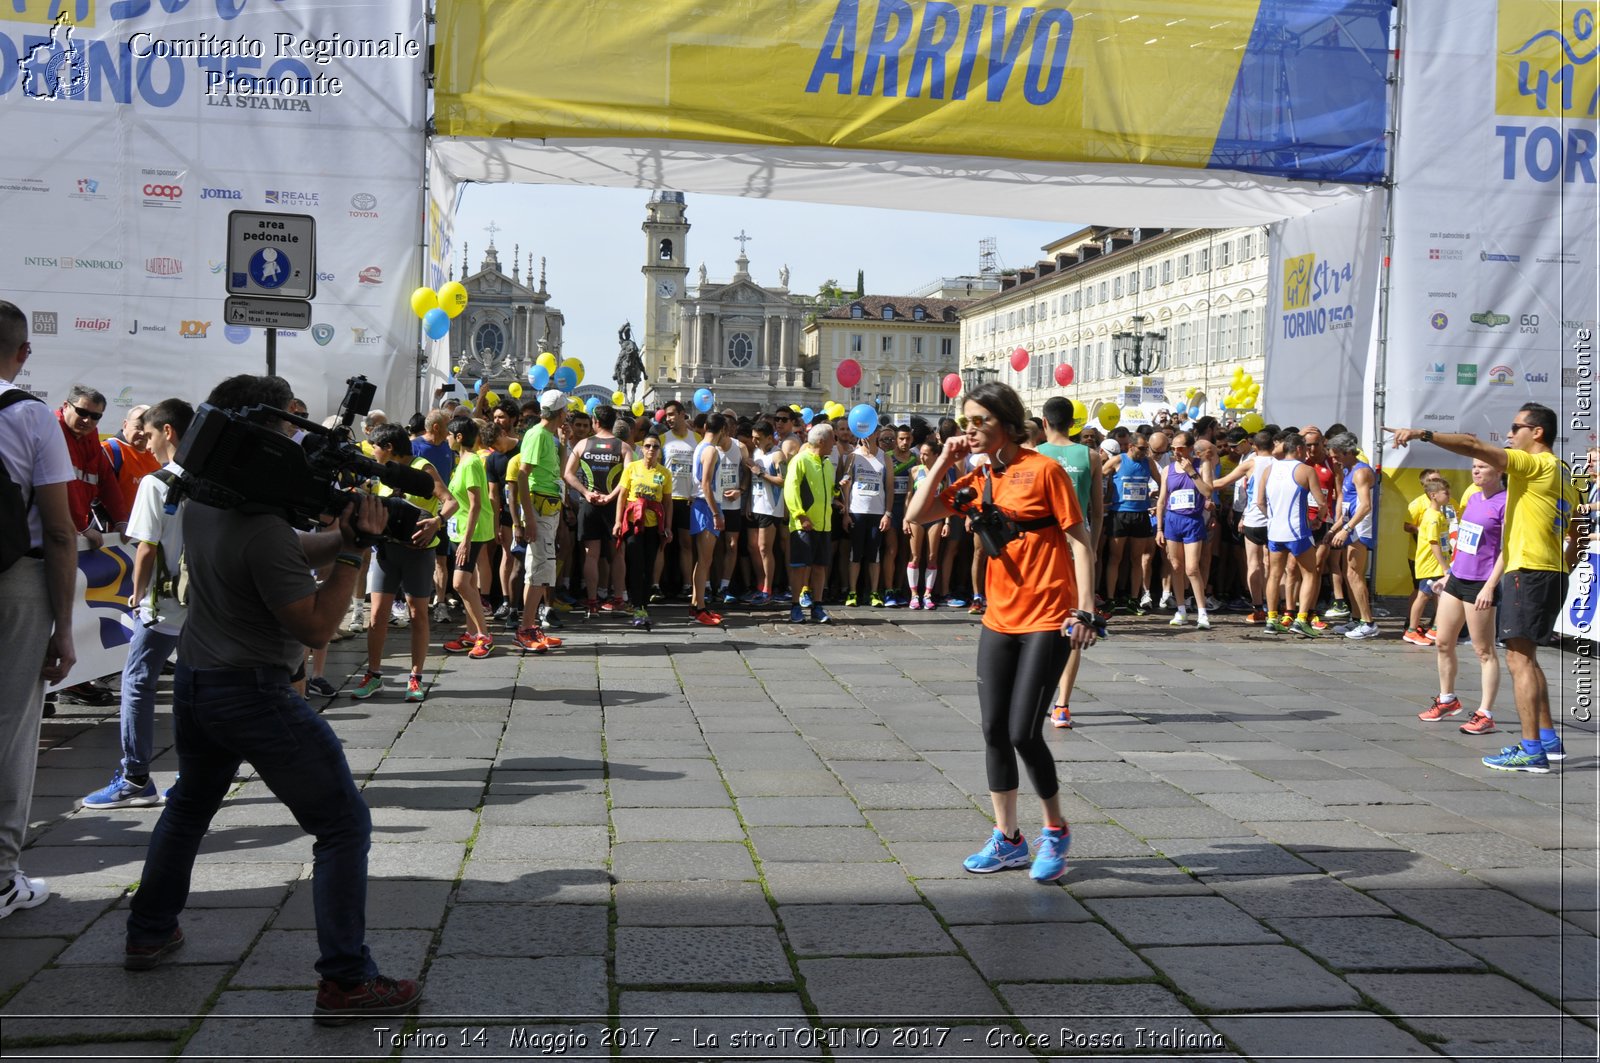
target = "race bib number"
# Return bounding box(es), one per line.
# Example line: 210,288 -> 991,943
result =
856,477 -> 882,497
668,456 -> 691,478
718,465 -> 740,494
894,473 -> 910,494
1122,480 -> 1149,503
1456,519 -> 1483,555
1170,488 -> 1197,511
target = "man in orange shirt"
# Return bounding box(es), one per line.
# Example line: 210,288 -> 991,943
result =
103,405 -> 161,502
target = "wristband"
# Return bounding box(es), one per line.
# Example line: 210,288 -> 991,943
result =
334,553 -> 363,569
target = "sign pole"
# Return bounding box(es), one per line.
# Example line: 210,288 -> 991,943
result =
267,327 -> 277,377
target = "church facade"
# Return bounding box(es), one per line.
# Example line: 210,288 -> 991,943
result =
640,192 -> 812,415
446,234 -> 565,395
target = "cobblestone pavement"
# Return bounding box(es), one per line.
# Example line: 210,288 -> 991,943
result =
2,603 -> 1597,1061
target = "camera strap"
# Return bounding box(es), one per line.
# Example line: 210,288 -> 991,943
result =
982,466 -> 1054,533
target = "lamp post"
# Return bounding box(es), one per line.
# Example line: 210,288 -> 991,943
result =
1112,314 -> 1168,377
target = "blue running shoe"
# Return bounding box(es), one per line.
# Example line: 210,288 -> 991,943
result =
946,596 -> 968,608
1483,745 -> 1551,774
775,590 -> 793,603
83,770 -> 162,809
1543,735 -> 1567,761
812,605 -> 832,625
964,829 -> 1030,873
798,590 -> 814,609
722,592 -> 738,605
790,605 -> 807,624
1030,825 -> 1072,882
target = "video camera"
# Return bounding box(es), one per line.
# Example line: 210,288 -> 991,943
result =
170,375 -> 437,542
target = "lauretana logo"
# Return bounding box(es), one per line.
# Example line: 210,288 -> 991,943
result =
178,320 -> 210,339
145,256 -> 182,277
1487,364 -> 1515,386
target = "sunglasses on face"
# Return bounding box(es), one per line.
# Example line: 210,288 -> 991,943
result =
69,404 -> 104,421
1508,422 -> 1534,434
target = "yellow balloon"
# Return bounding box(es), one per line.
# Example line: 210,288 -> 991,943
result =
410,287 -> 439,319
438,281 -> 469,319
789,404 -> 802,413
561,357 -> 585,385
568,396 -> 584,412
1241,412 -> 1265,433
485,390 -> 499,407
508,382 -> 523,399
1097,404 -> 1121,430
632,400 -> 645,417
612,391 -> 627,406
452,365 -> 462,375
537,352 -> 559,374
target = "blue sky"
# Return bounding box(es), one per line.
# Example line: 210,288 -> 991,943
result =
453,184 -> 1071,390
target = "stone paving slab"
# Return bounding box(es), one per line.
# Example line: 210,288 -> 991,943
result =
1142,944 -> 1362,1010
799,956 -> 1004,1018
614,926 -> 792,985
1085,896 -> 1280,946
1206,1012 -> 1441,1060
1002,982 -> 1218,1056
1265,915 -> 1484,971
952,923 -> 1151,982
1347,971 -> 1592,1058
1,964 -> 230,1040
56,905 -> 274,968
422,955 -> 609,1018
779,903 -> 955,956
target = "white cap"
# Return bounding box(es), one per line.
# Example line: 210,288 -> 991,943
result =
1099,438 -> 1121,456
539,389 -> 567,415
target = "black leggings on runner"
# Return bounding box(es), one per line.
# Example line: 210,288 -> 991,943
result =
976,626 -> 1074,798
623,527 -> 660,608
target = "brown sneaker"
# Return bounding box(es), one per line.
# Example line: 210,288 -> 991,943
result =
313,974 -> 422,1026
125,926 -> 184,970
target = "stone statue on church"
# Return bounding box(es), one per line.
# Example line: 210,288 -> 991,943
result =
697,263 -> 708,287
779,263 -> 790,288
615,322 -> 646,404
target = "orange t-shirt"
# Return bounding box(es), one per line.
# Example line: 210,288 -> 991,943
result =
103,437 -> 161,501
940,448 -> 1084,635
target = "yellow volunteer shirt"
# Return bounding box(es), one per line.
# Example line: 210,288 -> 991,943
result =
1413,508 -> 1449,580
1503,449 -> 1574,573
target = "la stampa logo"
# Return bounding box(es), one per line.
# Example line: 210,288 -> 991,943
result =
21,13 -> 87,101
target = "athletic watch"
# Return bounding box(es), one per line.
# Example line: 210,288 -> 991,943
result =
1420,430 -> 1434,443
1071,610 -> 1095,625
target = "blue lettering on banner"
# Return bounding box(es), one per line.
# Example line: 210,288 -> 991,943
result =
1496,124 -> 1597,183
806,0 -> 1073,105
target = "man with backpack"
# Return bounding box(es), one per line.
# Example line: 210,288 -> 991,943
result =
0,300 -> 78,920
81,399 -> 194,809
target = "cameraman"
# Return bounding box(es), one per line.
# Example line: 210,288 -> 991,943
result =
124,374 -> 420,1025
906,381 -> 1096,884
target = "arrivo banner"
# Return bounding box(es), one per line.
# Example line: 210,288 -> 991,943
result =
0,0 -> 429,416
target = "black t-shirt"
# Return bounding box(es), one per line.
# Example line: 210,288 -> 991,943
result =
485,450 -> 511,524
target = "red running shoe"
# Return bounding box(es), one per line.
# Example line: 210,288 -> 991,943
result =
443,631 -> 478,653
1458,710 -> 1497,735
694,608 -> 723,627
1418,696 -> 1463,721
313,974 -> 422,1027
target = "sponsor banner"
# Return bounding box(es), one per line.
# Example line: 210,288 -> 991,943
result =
1262,188 -> 1384,437
1383,0 -> 1596,475
434,0 -> 1389,184
1557,548 -> 1597,643
46,536 -> 137,693
0,0 -> 427,416
422,143 -> 463,405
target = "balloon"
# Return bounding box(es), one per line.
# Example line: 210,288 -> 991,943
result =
1097,404 -> 1121,430
438,281 -> 469,319
508,382 -> 523,399
474,378 -> 485,393
453,365 -> 463,375
1173,403 -> 1187,418
1070,399 -> 1088,431
693,387 -> 714,413
789,404 -> 802,413
654,409 -> 667,422
1241,412 -> 1265,433
569,396 -> 584,412
562,357 -> 585,385
553,366 -> 577,391
1010,346 -> 1030,372
485,391 -> 500,407
612,391 -> 627,406
410,287 -> 439,319
1054,363 -> 1074,387
800,407 -> 815,424
848,403 -> 879,440
836,358 -> 863,388
529,365 -> 550,390
942,373 -> 962,399
422,307 -> 450,340
632,400 -> 646,417
584,397 -> 600,415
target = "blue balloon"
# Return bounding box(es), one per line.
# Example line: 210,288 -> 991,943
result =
530,365 -> 550,390
474,378 -> 485,394
584,397 -> 600,415
848,403 -> 879,440
693,387 -> 714,413
553,366 -> 577,391
423,307 -> 450,340
1173,403 -> 1187,418
800,407 -> 814,424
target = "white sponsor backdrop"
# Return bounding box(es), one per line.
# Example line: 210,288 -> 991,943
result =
1382,0 -> 1596,467
1263,189 -> 1385,439
0,0 -> 428,419
46,536 -> 137,693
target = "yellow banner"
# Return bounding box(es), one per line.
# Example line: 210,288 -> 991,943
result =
435,0 -> 1264,169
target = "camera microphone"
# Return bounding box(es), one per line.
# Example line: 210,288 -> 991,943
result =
376,461 -> 436,498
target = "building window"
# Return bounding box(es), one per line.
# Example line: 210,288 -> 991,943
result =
1129,269 -> 1140,295
1198,247 -> 1210,272
940,337 -> 953,357
882,305 -> 894,320
1144,265 -> 1156,289
1176,321 -> 1191,365
911,376 -> 924,404
1073,290 -> 1082,312
913,305 -> 926,321
1113,276 -> 1124,300
1178,254 -> 1192,279
1085,287 -> 1095,308
850,334 -> 863,353
1239,308 -> 1256,356
657,238 -> 674,261
473,321 -> 504,357
1099,281 -> 1108,302
850,303 -> 864,318
727,332 -> 754,368
913,336 -> 923,355
881,335 -> 893,353
1218,242 -> 1232,268
1161,260 -> 1173,285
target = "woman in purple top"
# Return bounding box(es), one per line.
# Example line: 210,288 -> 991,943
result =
1419,458 -> 1507,735
1155,431 -> 1214,629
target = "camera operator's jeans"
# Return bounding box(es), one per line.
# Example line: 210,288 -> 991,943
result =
118,625 -> 180,779
127,663 -> 377,985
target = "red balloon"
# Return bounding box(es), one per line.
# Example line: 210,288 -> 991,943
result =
1054,363 -> 1074,387
836,358 -> 862,389
1010,346 -> 1030,372
654,409 -> 666,422
942,373 -> 962,399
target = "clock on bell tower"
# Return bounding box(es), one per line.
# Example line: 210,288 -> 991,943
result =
641,191 -> 690,393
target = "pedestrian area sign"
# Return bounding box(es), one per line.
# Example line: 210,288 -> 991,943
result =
227,212 -> 317,301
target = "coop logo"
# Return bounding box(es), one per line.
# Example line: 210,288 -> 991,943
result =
1470,311 -> 1512,328
31,311 -> 57,336
1487,364 -> 1516,386
351,327 -> 381,345
348,192 -> 379,218
141,183 -> 182,202
1424,361 -> 1447,384
265,190 -> 320,208
178,320 -> 210,339
1427,248 -> 1465,261
145,257 -> 182,279
358,266 -> 383,286
1430,312 -> 1449,331
73,317 -> 110,333
1456,363 -> 1478,385
1494,5 -> 1599,183
200,187 -> 242,201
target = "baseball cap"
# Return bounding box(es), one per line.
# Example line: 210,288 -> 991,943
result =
1099,438 -> 1121,456
539,389 -> 567,416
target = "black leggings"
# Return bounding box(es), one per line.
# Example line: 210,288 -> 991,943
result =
624,526 -> 660,608
976,626 -> 1073,798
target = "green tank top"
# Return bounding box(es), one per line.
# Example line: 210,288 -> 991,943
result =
1036,442 -> 1092,521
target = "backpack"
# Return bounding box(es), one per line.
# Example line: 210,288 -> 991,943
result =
148,468 -> 190,607
0,388 -> 42,573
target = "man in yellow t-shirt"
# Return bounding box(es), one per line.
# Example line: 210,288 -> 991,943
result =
1388,402 -> 1578,774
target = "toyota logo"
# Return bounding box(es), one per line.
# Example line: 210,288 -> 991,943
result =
350,192 -> 377,211
143,184 -> 182,200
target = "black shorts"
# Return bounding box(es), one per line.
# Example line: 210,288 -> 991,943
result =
790,528 -> 833,570
448,538 -> 487,573
849,517 -> 884,563
722,508 -> 746,536
1443,573 -> 1499,606
672,499 -> 691,534
1242,523 -> 1269,546
1497,569 -> 1566,643
1111,511 -> 1154,539
1220,515 -> 1244,546
577,501 -> 617,543
749,512 -> 781,530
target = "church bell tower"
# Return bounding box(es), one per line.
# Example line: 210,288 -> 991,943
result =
641,192 -> 690,389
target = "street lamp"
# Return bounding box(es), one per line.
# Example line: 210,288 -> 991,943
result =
1112,314 -> 1168,376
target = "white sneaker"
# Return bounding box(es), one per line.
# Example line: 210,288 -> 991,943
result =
348,602 -> 369,633
390,602 -> 410,627
1159,591 -> 1175,610
1169,612 -> 1187,627
1138,592 -> 1153,611
1345,622 -> 1380,640
0,871 -> 49,919
1196,612 -> 1211,631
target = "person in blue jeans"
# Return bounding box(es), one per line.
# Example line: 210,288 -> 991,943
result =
83,399 -> 194,809
125,374 -> 421,1026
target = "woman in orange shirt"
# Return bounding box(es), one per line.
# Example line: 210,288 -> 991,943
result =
907,382 -> 1097,883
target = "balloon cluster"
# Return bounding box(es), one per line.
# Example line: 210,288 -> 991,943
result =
1171,386 -> 1201,420
1221,367 -> 1259,412
413,282 -> 469,341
